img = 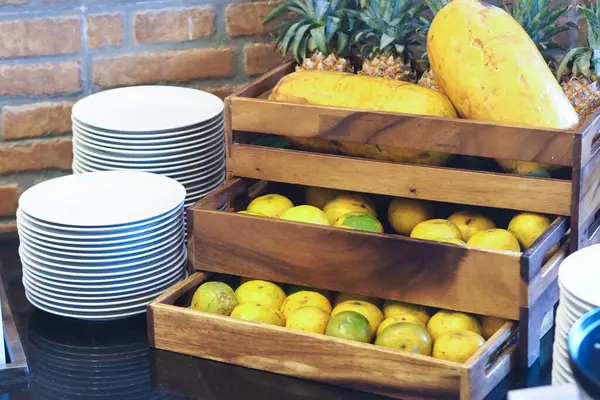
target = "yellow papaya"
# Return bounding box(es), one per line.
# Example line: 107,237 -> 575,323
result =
269,71 -> 458,166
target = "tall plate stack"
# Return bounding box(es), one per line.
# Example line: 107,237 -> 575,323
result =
71,86 -> 226,210
16,171 -> 187,321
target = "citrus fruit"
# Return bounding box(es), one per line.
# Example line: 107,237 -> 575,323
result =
375,322 -> 433,355
280,291 -> 332,321
230,302 -> 284,326
388,198 -> 434,236
331,300 -> 383,336
467,229 -> 520,252
410,219 -> 463,241
433,331 -> 485,363
323,193 -> 377,225
382,300 -> 430,325
334,212 -> 384,233
508,212 -> 557,261
235,280 -> 286,310
191,281 -> 239,316
286,306 -> 331,334
480,315 -> 508,340
377,314 -> 426,337
427,310 -> 482,340
246,194 -> 293,218
305,186 -> 341,210
279,205 -> 329,225
286,285 -> 333,302
333,292 -> 381,308
448,211 -> 496,241
237,210 -> 266,216
325,311 -> 371,343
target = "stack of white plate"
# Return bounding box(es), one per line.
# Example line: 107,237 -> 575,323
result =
16,171 -> 188,321
552,244 -> 600,385
71,85 -> 226,209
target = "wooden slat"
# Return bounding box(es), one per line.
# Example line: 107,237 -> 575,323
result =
520,217 -> 569,282
525,243 -> 568,307
230,145 -> 572,216
229,62 -> 294,99
461,322 -> 518,400
189,208 -> 522,319
577,108 -> 600,166
575,142 -> 600,249
230,97 -> 574,166
151,303 -> 462,400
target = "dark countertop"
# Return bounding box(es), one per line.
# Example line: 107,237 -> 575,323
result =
0,238 -> 553,400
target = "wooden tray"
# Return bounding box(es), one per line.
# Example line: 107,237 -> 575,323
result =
149,272 -> 519,400
187,178 -> 567,367
224,62 -> 600,252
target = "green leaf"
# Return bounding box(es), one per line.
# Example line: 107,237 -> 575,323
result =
336,32 -> 349,55
380,32 -> 395,51
556,46 -> 587,80
282,22 -> 302,58
292,24 -> 312,61
310,26 -> 328,53
326,16 -> 341,41
263,2 -> 290,25
315,0 -> 330,21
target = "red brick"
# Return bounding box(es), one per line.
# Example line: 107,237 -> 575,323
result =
0,139 -> 73,174
2,102 -> 74,140
226,1 -> 283,37
87,14 -> 123,48
134,7 -> 214,44
245,42 -> 284,76
0,221 -> 16,233
0,62 -> 81,96
0,17 -> 80,58
0,185 -> 22,218
92,48 -> 233,88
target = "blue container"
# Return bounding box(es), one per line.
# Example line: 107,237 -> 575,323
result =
569,307 -> 600,399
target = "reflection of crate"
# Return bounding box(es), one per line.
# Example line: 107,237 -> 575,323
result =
149,272 -> 519,400
184,178 -> 566,369
0,274 -> 29,389
225,62 -> 600,251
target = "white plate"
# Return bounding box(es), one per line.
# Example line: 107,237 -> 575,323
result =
73,117 -> 224,146
72,86 -> 223,132
74,150 -> 226,178
25,292 -> 147,320
73,128 -> 224,157
182,171 -> 225,192
560,282 -> 597,310
23,252 -> 186,289
558,244 -> 600,307
19,171 -> 186,227
17,208 -> 183,241
20,229 -> 183,263
23,268 -> 185,298
186,179 -> 225,198
19,243 -> 184,274
18,224 -> 184,257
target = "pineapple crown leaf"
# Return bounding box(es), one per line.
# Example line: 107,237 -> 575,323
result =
557,47 -> 588,80
559,1 -> 600,80
263,2 -> 291,25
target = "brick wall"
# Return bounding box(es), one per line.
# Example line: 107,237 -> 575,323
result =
0,0 -> 286,233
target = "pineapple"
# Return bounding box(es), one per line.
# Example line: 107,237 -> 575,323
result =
557,0 -> 600,123
351,0 -> 426,82
263,0 -> 355,72
418,0 -> 571,93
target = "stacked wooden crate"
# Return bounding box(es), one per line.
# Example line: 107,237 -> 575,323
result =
149,62 -> 600,399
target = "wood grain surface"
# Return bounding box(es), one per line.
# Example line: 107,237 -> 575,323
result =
230,98 -> 574,166
189,208 -> 522,319
229,145 -> 572,216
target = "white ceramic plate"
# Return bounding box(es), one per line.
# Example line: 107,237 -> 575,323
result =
71,86 -> 223,132
558,244 -> 600,307
73,116 -> 224,146
23,252 -> 186,288
19,171 -> 186,227
17,208 -> 183,240
19,243 -> 184,274
73,128 -> 224,157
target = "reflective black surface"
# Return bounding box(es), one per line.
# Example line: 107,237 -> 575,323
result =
0,238 -> 553,399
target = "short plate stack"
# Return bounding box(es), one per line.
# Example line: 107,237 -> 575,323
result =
553,244 -> 600,385
71,85 -> 226,208
16,171 -> 188,321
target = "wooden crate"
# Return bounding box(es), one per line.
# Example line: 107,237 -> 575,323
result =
185,178 -> 568,368
149,271 -> 519,400
224,62 -> 600,252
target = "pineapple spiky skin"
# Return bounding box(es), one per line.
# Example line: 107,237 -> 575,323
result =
561,77 -> 600,124
296,52 -> 352,72
417,68 -> 444,93
359,54 -> 416,82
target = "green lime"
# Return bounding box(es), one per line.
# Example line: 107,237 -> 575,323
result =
334,212 -> 384,233
325,311 -> 372,343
